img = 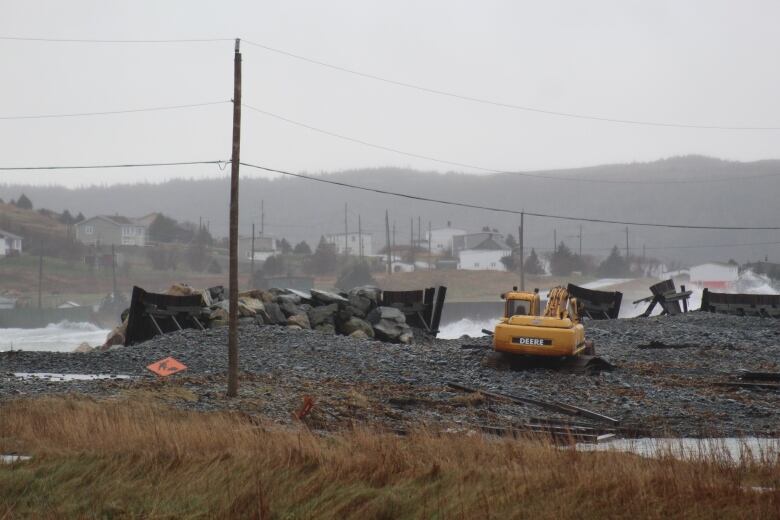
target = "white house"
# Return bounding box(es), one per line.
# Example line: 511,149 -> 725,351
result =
324,232 -> 373,256
0,229 -> 23,256
426,224 -> 468,255
238,234 -> 277,263
689,262 -> 739,290
458,249 -> 511,271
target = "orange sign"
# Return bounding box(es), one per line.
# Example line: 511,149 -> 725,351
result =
147,356 -> 187,376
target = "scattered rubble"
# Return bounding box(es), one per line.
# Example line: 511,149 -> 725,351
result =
3,312 -> 779,437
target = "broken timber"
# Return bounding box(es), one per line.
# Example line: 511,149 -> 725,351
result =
566,283 -> 623,320
381,286 -> 447,336
446,382 -> 620,426
700,289 -> 780,318
124,286 -> 207,346
633,279 -> 692,317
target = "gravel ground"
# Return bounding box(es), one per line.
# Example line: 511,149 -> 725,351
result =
2,312 -> 779,437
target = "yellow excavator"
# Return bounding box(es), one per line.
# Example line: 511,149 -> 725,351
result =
485,286 -> 608,373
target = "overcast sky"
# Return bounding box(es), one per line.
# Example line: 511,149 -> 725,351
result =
2,0 -> 780,186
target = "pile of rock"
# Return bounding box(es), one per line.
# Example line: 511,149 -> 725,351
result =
227,286 -> 414,344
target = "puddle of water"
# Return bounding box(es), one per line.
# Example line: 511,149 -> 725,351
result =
578,437 -> 780,463
1,454 -> 32,464
13,373 -> 135,382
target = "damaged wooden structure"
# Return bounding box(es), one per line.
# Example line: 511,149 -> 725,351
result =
633,279 -> 692,317
700,289 -> 780,318
380,286 -> 447,335
566,283 -> 623,320
124,286 -> 208,346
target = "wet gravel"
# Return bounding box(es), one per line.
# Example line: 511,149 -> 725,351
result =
2,313 -> 779,437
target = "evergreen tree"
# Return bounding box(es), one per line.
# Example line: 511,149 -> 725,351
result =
15,194 -> 32,210
308,236 -> 338,275
75,212 -> 85,222
525,248 -> 545,275
549,241 -> 581,276
59,210 -> 74,225
597,246 -> 631,277
293,240 -> 312,255
505,233 -> 517,249
278,238 -> 292,254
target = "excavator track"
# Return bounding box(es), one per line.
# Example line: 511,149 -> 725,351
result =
482,350 -> 614,374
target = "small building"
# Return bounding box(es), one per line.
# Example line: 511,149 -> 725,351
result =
689,262 -> 739,290
238,234 -> 277,263
458,249 -> 511,271
0,295 -> 16,309
0,229 -> 23,256
75,216 -> 148,247
426,223 -> 468,255
324,232 -> 373,256
454,232 -> 511,271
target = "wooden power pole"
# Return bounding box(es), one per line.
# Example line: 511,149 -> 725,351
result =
37,241 -> 43,309
227,38 -> 242,398
250,223 -> 255,287
625,227 -> 630,258
519,211 -> 525,291
111,244 -> 118,300
385,210 -> 392,274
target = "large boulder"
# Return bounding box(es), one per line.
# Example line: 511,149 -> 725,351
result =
310,289 -> 348,306
262,302 -> 287,325
307,303 -> 338,328
367,306 -> 406,324
315,323 -> 336,334
341,317 -> 374,338
287,313 -> 311,329
238,297 -> 265,317
348,286 -> 381,311
367,306 -> 412,343
275,293 -> 301,305
279,300 -> 302,318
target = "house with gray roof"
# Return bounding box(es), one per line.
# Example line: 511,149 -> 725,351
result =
75,215 -> 149,247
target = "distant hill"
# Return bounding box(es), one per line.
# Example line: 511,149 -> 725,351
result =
2,155 -> 779,265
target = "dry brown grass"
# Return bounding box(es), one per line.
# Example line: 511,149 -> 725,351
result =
0,396 -> 778,519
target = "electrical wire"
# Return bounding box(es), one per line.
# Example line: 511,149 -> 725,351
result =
0,160 -> 225,171
0,36 -> 232,44
239,161 -> 780,230
0,101 -> 230,120
243,104 -> 780,184
242,40 -> 780,131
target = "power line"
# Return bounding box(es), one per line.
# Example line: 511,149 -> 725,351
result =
242,40 -> 780,131
0,36 -> 232,44
0,160 -> 225,171
239,161 -> 780,230
243,104 -> 780,185
0,101 -> 230,120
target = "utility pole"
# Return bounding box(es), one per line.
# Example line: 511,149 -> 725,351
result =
392,221 -> 396,253
385,210 -> 392,274
428,220 -> 432,271
227,38 -> 242,398
358,214 -> 363,260
250,223 -> 255,287
410,217 -> 415,268
111,244 -> 117,301
519,211 -> 525,291
260,200 -> 264,235
344,203 -> 349,256
417,216 -> 421,255
37,241 -> 43,309
553,228 -> 557,254
625,227 -> 630,258
578,225 -> 583,256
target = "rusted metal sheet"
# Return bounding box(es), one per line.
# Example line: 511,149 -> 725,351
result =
566,283 -> 622,319
380,285 -> 447,336
700,289 -> 780,318
124,286 -> 206,346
